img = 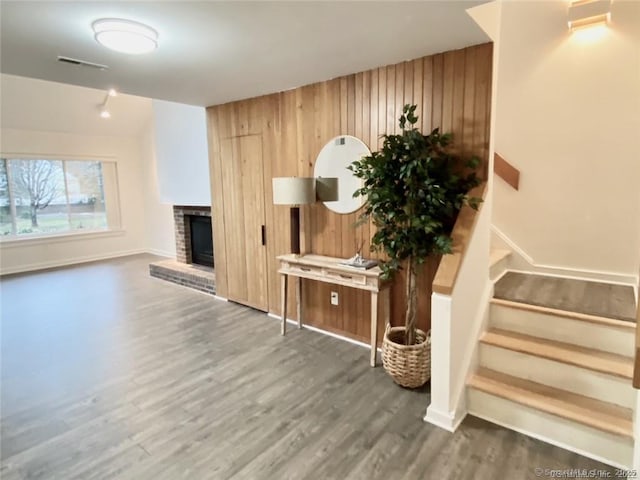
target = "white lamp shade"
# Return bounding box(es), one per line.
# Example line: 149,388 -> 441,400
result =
316,177 -> 339,202
272,177 -> 315,205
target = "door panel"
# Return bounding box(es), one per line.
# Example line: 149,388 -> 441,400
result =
220,135 -> 269,311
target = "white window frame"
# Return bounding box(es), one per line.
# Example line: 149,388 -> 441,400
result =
0,153 -> 123,244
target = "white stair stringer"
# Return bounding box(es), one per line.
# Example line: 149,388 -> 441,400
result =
468,388 -> 634,468
490,299 -> 635,357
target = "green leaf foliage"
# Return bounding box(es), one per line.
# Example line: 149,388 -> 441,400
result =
349,104 -> 482,281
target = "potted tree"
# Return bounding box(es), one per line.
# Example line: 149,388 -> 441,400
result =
349,104 -> 481,388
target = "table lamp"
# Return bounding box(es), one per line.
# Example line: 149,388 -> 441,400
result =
272,177 -> 315,255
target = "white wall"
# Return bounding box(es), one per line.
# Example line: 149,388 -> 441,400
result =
0,75 -> 176,273
0,129 -> 148,273
152,100 -> 211,206
493,1 -> 640,281
140,120 -> 176,257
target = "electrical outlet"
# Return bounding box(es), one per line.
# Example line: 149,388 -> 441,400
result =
330,291 -> 339,306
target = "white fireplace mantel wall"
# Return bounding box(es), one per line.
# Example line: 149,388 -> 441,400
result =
152,99 -> 211,207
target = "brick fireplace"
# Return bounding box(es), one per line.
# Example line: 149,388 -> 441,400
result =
149,205 -> 216,295
172,205 -> 213,265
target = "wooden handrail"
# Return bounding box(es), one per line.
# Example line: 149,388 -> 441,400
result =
494,153 -> 520,190
633,286 -> 640,388
432,182 -> 488,295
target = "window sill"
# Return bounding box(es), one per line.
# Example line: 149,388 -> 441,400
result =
0,228 -> 126,248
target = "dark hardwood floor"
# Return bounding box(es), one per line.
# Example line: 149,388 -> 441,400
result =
0,254 -> 618,479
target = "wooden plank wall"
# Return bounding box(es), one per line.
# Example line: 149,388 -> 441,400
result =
207,42 -> 493,344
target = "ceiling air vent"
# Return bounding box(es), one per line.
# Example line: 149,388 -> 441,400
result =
57,56 -> 109,70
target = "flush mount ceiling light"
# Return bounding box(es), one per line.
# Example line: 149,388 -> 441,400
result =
568,0 -> 611,31
92,18 -> 158,54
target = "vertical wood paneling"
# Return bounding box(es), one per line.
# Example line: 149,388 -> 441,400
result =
369,69 -> 378,151
413,59 -> 423,127
462,46 -> 477,159
441,51 -> 455,135
404,61 -> 413,108
422,57 -> 433,133
207,43 -> 493,343
431,54 -> 444,132
263,93 -> 283,316
477,44 -> 493,179
395,64 -> 404,125
386,65 -> 396,135
206,108 -> 228,298
219,135 -> 268,311
451,49 -> 466,156
377,67 -> 387,151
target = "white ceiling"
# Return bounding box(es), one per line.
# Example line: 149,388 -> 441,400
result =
0,1 -> 490,107
1,74 -> 152,137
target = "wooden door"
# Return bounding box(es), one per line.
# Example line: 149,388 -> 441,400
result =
220,135 -> 269,311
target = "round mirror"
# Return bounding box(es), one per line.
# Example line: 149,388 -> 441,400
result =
313,135 -> 371,214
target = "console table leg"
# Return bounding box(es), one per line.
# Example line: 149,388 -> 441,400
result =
296,277 -> 302,329
370,291 -> 378,367
280,274 -> 288,336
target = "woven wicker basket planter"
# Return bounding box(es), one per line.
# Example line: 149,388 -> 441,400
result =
382,326 -> 431,388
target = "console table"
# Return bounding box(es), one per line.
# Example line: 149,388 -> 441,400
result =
277,254 -> 391,367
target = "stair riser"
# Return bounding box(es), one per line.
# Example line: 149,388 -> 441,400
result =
490,304 -> 634,357
479,344 -> 636,409
467,389 -> 633,468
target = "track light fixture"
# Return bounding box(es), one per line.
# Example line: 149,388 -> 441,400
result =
98,88 -> 117,119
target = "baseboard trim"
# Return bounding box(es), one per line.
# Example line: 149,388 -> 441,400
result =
468,409 -> 630,469
146,248 -> 175,258
0,249 -> 147,276
266,313 -> 381,352
491,268 -> 510,284
424,404 -> 467,432
492,226 -> 638,286
213,295 -> 228,302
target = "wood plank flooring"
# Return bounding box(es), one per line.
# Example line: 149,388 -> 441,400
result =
494,272 -> 636,322
0,255 -> 620,479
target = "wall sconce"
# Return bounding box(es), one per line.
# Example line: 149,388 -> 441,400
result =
568,0 -> 611,31
99,88 -> 117,119
272,177 -> 316,255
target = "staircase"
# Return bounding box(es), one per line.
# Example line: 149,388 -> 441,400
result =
468,254 -> 637,467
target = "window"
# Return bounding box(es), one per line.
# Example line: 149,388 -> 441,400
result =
0,157 -> 120,238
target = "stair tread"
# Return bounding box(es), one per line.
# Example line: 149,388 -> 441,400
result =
489,248 -> 511,267
493,272 -> 636,323
469,368 -> 633,438
481,329 -> 633,379
490,298 -> 635,330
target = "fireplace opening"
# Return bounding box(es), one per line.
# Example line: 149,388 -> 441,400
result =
189,215 -> 214,268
